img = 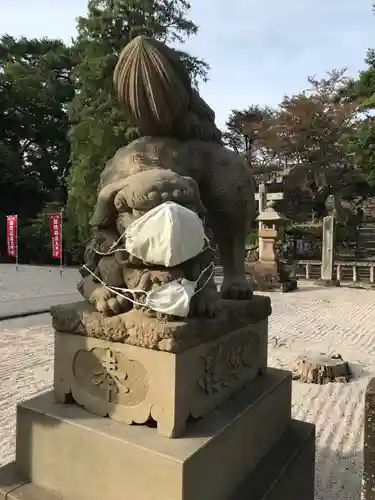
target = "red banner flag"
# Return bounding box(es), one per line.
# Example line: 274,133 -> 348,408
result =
6,215 -> 17,258
48,213 -> 62,259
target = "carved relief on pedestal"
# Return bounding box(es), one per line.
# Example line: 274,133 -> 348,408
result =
73,348 -> 148,407
197,329 -> 261,396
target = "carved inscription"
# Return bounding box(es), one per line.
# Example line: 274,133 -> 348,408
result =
73,348 -> 148,406
197,329 -> 261,395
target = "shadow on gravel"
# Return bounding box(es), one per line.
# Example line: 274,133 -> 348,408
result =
314,448 -> 362,500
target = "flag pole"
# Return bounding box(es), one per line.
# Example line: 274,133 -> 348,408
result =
15,214 -> 19,271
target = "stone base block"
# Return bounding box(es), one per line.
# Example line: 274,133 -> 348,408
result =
0,421 -> 315,500
54,319 -> 268,437
12,369 -> 291,500
245,261 -> 297,293
1,421 -> 315,500
0,464 -> 60,500
230,419 -> 315,500
315,278 -> 340,287
0,462 -> 27,500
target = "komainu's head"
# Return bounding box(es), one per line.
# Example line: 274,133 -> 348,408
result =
90,168 -> 213,268
112,169 -> 206,235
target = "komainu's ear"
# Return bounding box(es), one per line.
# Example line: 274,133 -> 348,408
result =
90,180 -> 129,227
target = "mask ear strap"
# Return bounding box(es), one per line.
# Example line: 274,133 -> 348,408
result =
82,265 -> 148,307
193,262 -> 215,296
203,234 -> 216,253
94,229 -> 127,256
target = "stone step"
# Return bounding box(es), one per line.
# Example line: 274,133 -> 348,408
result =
0,418 -> 315,500
230,419 -> 315,500
11,370 -> 292,500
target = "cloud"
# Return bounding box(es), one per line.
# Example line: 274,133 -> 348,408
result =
1,0 -> 373,128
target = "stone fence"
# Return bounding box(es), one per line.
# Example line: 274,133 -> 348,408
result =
286,259 -> 375,285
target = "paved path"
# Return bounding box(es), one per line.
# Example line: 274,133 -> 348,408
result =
0,275 -> 374,499
0,293 -> 81,319
0,264 -> 79,301
0,314 -> 53,466
0,264 -> 80,318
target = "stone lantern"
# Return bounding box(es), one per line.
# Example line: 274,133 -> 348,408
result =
256,202 -> 286,264
245,202 -> 297,292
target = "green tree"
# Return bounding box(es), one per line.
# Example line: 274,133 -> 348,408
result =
340,49 -> 375,107
346,118 -> 375,187
340,44 -> 375,188
337,3 -> 375,189
67,0 -> 208,257
0,36 -> 74,260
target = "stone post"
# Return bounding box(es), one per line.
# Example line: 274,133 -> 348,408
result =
258,183 -> 267,258
319,215 -> 337,286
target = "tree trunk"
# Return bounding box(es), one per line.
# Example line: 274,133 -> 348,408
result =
293,353 -> 351,384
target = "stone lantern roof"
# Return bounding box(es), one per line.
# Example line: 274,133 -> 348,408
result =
256,201 -> 288,223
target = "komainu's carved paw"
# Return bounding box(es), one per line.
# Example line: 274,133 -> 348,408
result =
91,286 -> 133,316
189,287 -> 219,318
221,279 -> 253,300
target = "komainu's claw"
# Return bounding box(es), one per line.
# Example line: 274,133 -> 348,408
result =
221,279 -> 253,300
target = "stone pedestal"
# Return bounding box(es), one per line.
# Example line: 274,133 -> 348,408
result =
0,296 -> 315,500
246,260 -> 298,293
315,278 -> 340,287
54,321 -> 268,438
258,227 -> 278,263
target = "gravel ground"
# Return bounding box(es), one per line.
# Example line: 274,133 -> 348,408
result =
0,268 -> 373,499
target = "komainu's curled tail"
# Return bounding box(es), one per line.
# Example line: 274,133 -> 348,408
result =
113,35 -> 222,143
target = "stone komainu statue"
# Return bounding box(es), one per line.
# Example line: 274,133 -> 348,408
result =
78,35 -> 256,317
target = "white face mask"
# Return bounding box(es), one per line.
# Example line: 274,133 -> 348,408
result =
141,278 -> 197,317
94,201 -> 212,267
83,263 -> 214,318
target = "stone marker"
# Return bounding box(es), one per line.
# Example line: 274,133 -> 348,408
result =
318,215 -> 338,285
0,34 -> 315,500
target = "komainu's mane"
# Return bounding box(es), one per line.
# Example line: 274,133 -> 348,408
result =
113,35 -> 222,144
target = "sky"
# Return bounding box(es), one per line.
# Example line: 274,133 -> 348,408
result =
0,0 -> 374,128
